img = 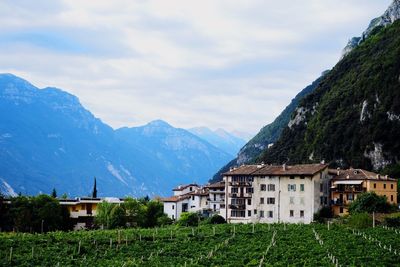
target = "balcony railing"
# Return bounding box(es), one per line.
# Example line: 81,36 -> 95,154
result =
229,204 -> 246,210
229,193 -> 252,198
229,182 -> 253,187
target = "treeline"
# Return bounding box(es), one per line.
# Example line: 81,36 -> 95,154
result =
94,197 -> 171,229
0,194 -> 72,232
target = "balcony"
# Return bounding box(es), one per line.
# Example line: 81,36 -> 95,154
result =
331,185 -> 365,193
229,181 -> 253,187
330,199 -> 354,206
229,193 -> 252,198
229,204 -> 246,210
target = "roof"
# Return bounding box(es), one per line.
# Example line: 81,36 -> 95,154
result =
160,194 -> 191,202
222,165 -> 264,176
189,189 -> 209,196
329,168 -> 396,181
205,181 -> 225,189
172,183 -> 199,191
223,164 -> 328,177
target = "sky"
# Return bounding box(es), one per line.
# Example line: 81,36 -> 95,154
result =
0,0 -> 392,137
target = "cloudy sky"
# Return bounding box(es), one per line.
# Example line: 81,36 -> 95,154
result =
0,0 -> 392,137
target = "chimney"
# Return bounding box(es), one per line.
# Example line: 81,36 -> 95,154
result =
283,163 -> 286,171
337,167 -> 340,176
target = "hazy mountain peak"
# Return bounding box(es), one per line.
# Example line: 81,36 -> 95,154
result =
146,119 -> 172,128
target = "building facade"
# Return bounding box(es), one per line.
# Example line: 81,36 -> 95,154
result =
161,182 -> 226,220
330,168 -> 398,216
60,197 -> 124,230
224,163 -> 329,224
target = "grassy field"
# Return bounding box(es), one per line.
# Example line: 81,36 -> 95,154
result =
1,223 -> 400,266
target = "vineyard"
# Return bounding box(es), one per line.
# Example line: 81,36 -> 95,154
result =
1,223 -> 400,266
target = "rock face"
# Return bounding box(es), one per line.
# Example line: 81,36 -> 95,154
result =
343,0 -> 400,57
0,74 -> 232,197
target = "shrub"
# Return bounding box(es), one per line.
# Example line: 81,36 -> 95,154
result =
314,207 -> 333,223
384,213 -> 400,227
348,192 -> 394,214
210,214 -> 226,224
177,212 -> 200,227
348,213 -> 372,229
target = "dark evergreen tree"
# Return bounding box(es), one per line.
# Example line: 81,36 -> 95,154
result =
51,188 -> 57,198
92,177 -> 97,198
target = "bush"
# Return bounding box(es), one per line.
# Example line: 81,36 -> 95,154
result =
348,213 -> 372,229
157,214 -> 173,226
314,207 -> 333,223
348,192 -> 394,214
177,212 -> 200,227
210,214 -> 226,224
384,213 -> 400,227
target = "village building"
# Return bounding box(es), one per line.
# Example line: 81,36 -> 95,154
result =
223,163 -> 329,224
59,197 -> 124,230
161,182 -> 226,220
329,168 -> 398,216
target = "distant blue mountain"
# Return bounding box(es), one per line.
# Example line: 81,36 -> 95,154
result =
0,74 -> 232,197
188,127 -> 246,156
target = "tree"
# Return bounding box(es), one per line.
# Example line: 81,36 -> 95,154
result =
95,201 -> 114,229
109,205 -> 126,228
92,177 -> 97,198
123,197 -> 145,227
143,200 -> 164,228
178,212 -> 200,227
61,193 -> 68,199
51,188 -> 57,198
32,194 -> 63,232
348,192 -> 394,214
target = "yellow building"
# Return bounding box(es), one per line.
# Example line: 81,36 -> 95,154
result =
60,197 -> 124,230
330,168 -> 397,216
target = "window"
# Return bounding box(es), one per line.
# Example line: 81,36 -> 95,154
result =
213,204 -> 216,211
348,193 -> 353,201
290,210 -> 294,217
391,195 -> 394,201
248,210 -> 251,217
268,184 -> 275,191
374,183 -> 376,189
290,197 -> 294,204
267,197 -> 275,204
260,197 -> 265,204
339,207 -> 344,214
260,210 -> 265,218
254,209 -> 257,215
231,187 -> 238,193
391,184 -> 394,189
172,215 -> 175,220
260,184 -> 266,191
213,194 -> 216,201
320,196 -> 324,205
192,196 -> 195,200
290,176 -> 295,179
320,183 -> 323,192
247,199 -> 252,205
384,183 -> 386,189
231,210 -> 245,217
288,184 -> 296,192
268,211 -> 273,218
300,197 -> 305,205
190,187 -> 192,191
300,176 -> 305,179
172,205 -> 175,210
300,184 -> 305,192
246,187 -> 254,193
300,210 -> 304,217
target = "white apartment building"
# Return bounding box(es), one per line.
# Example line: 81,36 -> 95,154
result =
224,163 -> 329,224
161,182 -> 226,220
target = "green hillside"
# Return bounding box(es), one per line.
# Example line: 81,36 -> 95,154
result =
258,21 -> 400,174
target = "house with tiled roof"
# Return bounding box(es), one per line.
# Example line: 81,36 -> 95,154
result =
223,163 -> 330,224
161,182 -> 226,220
329,168 -> 398,216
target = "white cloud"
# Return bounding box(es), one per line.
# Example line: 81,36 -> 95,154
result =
0,0 -> 392,134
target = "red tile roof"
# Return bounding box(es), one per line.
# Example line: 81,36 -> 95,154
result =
223,164 -> 328,176
329,168 -> 396,181
160,194 -> 191,202
205,181 -> 225,189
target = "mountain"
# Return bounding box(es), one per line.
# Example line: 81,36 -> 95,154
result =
0,74 -> 231,197
210,73 -> 326,182
342,0 -> 400,56
258,19 -> 400,173
211,0 -> 400,182
188,127 -> 246,156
